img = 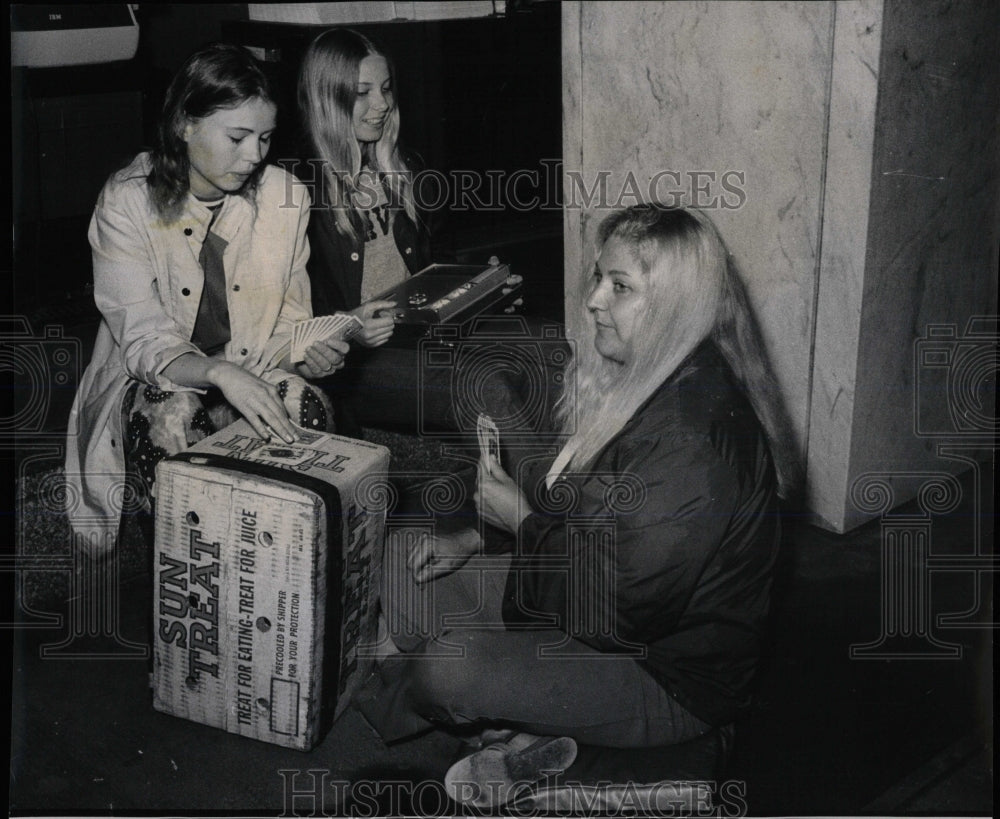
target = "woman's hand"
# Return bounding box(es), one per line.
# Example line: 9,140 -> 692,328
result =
350,300 -> 397,347
475,455 -> 534,533
206,360 -> 299,443
407,528 -> 481,585
295,338 -> 351,380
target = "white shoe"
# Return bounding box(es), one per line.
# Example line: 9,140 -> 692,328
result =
444,732 -> 578,809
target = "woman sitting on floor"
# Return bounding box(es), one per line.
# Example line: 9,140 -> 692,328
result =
367,203 -> 800,809
65,43 -> 343,549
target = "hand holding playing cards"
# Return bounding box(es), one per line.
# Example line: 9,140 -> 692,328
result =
350,299 -> 397,347
475,455 -> 533,533
295,337 -> 350,380
408,528 -> 481,584
290,313 -> 363,368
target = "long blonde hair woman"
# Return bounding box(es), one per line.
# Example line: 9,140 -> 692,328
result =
554,204 -> 799,498
298,28 -> 419,240
298,28 -> 425,320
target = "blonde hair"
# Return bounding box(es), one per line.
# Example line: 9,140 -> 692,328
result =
297,28 -> 418,242
555,205 -> 800,498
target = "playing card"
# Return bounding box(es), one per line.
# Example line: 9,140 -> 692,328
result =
290,314 -> 363,363
477,413 -> 500,475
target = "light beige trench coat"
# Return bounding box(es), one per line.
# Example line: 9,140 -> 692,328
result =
64,153 -> 312,549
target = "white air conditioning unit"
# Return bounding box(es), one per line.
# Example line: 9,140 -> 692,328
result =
11,4 -> 139,67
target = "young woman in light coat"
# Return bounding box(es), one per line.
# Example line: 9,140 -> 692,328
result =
65,44 -> 344,548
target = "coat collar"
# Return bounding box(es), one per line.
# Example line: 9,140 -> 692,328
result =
183,191 -> 249,244
128,151 -> 254,244
615,340 -> 720,435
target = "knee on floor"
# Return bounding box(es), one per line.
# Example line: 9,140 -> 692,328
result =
406,630 -> 494,717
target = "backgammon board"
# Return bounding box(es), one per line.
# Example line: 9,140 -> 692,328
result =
373,261 -> 522,326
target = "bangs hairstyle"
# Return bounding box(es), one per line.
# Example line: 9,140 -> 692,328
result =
297,27 -> 418,242
555,204 -> 800,498
148,42 -> 276,221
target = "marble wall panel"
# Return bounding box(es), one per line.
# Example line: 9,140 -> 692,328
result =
563,0 -> 836,464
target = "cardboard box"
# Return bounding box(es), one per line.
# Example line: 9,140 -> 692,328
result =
152,420 -> 390,750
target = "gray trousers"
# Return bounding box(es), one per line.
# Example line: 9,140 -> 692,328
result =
360,540 -> 711,748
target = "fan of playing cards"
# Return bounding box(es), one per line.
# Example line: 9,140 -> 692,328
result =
477,413 -> 500,475
290,314 -> 363,364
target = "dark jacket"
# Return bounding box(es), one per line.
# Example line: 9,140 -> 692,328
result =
304,174 -> 432,315
503,341 -> 780,727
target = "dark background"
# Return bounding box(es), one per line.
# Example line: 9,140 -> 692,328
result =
11,2 -> 565,322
